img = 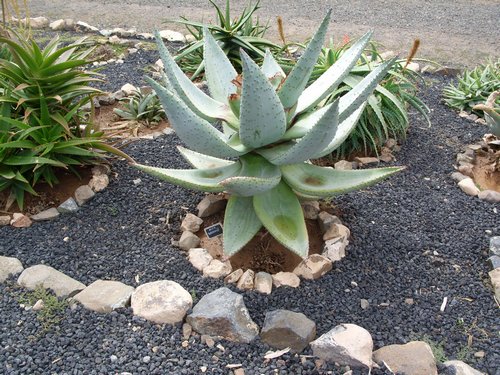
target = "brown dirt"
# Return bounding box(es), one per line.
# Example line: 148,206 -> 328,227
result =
0,166 -> 93,215
196,202 -> 340,274
95,103 -> 170,138
472,153 -> 500,192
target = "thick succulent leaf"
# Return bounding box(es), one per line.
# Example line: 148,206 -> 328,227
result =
177,146 -> 236,169
133,161 -> 241,192
153,35 -> 238,126
278,10 -> 332,109
261,49 -> 285,89
281,163 -> 403,197
338,58 -> 397,123
149,80 -> 245,158
203,28 -> 238,103
220,154 -> 281,196
295,31 -> 373,115
239,50 -> 286,148
253,181 -> 309,258
283,103 -> 332,140
258,99 -> 339,165
223,196 -> 262,257
313,104 -> 366,157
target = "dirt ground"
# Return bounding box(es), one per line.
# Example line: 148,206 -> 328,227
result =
29,0 -> 499,67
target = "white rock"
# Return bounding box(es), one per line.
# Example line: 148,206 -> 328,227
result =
76,21 -> 99,32
334,160 -> 353,170
236,269 -> 254,290
179,231 -> 201,251
159,29 -> 186,43
457,178 -> 480,196
185,34 -> 197,43
293,254 -> 332,280
109,35 -> 122,44
154,58 -> 164,71
317,211 -> 342,233
478,190 -> 500,203
138,32 -> 154,40
489,268 -> 500,301
272,272 -> 300,288
89,174 -> 109,192
188,248 -> 213,271
224,269 -> 243,284
0,215 -> 10,226
17,264 -> 85,297
323,223 -> 350,241
311,324 -> 373,368
323,238 -> 349,262
131,280 -> 192,324
74,280 -> 134,313
64,19 -> 75,30
10,213 -> 32,228
0,256 -> 24,282
442,360 -> 485,375
373,341 -> 437,375
74,185 -> 95,205
406,62 -> 420,72
180,213 -> 203,232
254,272 -> 273,294
49,19 -> 66,31
203,259 -> 232,278
32,299 -> 45,311
121,83 -> 139,96
27,16 -> 49,29
451,172 -> 468,182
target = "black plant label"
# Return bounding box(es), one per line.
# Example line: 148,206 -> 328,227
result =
205,223 -> 223,238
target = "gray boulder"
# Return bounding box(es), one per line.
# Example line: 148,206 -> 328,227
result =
372,341 -> 437,375
260,309 -> 316,352
187,287 -> 259,343
74,280 -> 134,313
17,264 -> 85,297
0,256 -> 24,282
442,360 -> 485,375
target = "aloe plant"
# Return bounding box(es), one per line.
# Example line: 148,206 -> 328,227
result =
134,11 -> 404,258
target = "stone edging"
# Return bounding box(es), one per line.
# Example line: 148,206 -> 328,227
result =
451,137 -> 500,203
0,255 -> 489,374
0,165 -> 111,229
488,237 -> 500,304
175,195 -> 350,293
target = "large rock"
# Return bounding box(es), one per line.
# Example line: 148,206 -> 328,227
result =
254,272 -> 272,294
74,280 -> 134,313
293,254 -> 332,280
457,178 -> 480,196
88,174 -> 109,192
323,223 -> 350,241
186,287 -> 258,343
131,280 -> 192,324
334,160 -> 353,170
236,269 -> 254,290
442,360 -> 485,375
489,268 -> 500,301
180,213 -> 203,232
310,324 -> 373,368
478,190 -> 500,203
197,195 -> 227,217
188,248 -> 213,271
272,272 -> 300,288
0,215 -> 10,226
317,211 -> 342,233
159,29 -> 186,43
10,213 -> 32,228
179,231 -> 201,251
49,19 -> 66,31
74,185 -> 95,206
323,237 -> 349,262
260,309 -> 316,352
30,208 -> 60,222
17,265 -> 85,297
372,341 -> 437,375
57,197 -> 79,213
76,21 -> 99,32
0,256 -> 24,282
224,269 -> 243,284
203,259 -> 232,278
27,16 -> 49,29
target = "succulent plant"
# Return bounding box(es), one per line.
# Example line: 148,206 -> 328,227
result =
473,90 -> 500,138
134,11 -> 403,258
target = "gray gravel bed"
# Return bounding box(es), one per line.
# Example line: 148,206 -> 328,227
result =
0,75 -> 499,374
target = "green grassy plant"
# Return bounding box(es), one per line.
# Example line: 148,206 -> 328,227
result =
19,286 -> 68,333
443,59 -> 500,116
114,90 -> 166,126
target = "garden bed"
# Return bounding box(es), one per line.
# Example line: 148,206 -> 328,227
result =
0,68 -> 499,374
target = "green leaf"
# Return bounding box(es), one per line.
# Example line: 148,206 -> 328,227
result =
220,153 -> 281,196
133,161 -> 241,192
258,99 -> 339,165
295,31 -> 372,114
281,163 -> 403,197
223,195 -> 262,256
149,80 -> 247,158
239,50 -> 286,148
3,155 -> 67,167
338,58 -> 397,122
203,28 -> 238,102
261,49 -> 286,89
177,146 -> 236,169
253,181 -> 308,258
278,10 -> 332,109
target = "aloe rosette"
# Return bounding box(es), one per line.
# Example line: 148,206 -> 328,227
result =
134,11 -> 404,258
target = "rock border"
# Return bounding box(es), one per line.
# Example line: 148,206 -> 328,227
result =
451,136 -> 500,203
0,257 -> 486,374
0,164 -> 111,229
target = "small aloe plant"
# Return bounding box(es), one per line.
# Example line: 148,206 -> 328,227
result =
133,11 -> 404,258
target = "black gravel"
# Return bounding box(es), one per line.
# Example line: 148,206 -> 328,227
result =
1,72 -> 499,374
